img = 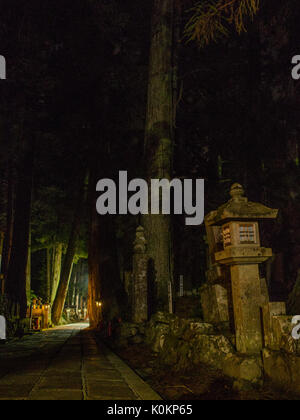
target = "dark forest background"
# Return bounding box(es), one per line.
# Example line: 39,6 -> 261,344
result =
0,0 -> 299,323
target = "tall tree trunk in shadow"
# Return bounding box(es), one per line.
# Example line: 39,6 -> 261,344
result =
52,181 -> 85,325
1,161 -> 15,295
142,0 -> 176,313
50,243 -> 63,305
88,151 -> 124,329
88,177 -> 103,328
0,233 -> 4,269
6,135 -> 35,318
46,247 -> 51,303
26,230 -> 31,305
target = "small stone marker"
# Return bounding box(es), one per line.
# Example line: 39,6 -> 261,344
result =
179,275 -> 184,297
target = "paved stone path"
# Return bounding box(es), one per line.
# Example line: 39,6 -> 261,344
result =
0,323 -> 161,400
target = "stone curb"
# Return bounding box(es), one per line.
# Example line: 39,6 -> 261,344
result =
100,342 -> 162,401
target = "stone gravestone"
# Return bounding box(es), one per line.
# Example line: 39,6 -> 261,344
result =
200,283 -> 230,325
0,315 -> 6,340
201,219 -> 231,326
179,275 -> 184,297
132,226 -> 148,323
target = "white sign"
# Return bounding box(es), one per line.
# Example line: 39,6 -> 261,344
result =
0,56 -> 6,80
0,315 -> 6,340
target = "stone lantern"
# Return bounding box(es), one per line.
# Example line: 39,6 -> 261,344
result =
205,183 -> 278,354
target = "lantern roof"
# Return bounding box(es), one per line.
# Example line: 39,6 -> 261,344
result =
205,183 -> 278,226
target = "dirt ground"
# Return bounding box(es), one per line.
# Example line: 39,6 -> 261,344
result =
115,343 -> 298,400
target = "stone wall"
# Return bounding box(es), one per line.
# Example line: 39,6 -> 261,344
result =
113,313 -> 264,389
144,313 -> 263,388
114,321 -> 146,348
263,349 -> 300,395
113,312 -> 300,395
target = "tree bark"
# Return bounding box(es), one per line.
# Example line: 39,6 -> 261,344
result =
142,0 -> 176,313
46,247 -> 51,303
52,186 -> 84,325
26,230 -> 31,305
88,187 -> 103,328
1,161 -> 15,295
50,243 -> 63,305
88,155 -> 124,329
6,135 -> 35,318
288,269 -> 300,314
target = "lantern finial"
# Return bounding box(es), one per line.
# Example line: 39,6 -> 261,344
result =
230,183 -> 245,201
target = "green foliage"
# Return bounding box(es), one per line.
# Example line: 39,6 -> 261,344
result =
29,291 -> 38,301
184,0 -> 260,47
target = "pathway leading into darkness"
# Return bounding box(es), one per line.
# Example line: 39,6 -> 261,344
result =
0,323 -> 161,400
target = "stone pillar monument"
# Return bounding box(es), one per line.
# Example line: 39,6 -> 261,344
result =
201,219 -> 231,327
205,184 -> 278,354
132,226 -> 148,323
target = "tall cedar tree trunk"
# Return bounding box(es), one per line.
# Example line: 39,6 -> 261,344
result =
88,175 -> 103,328
46,247 -> 51,303
26,230 -> 31,304
142,0 -> 176,313
50,243 -> 63,305
88,152 -> 124,329
1,161 -> 15,294
52,183 -> 84,325
6,135 -> 35,318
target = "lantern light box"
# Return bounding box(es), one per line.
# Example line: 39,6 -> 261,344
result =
222,221 -> 260,249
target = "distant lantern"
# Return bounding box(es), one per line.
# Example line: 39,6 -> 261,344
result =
95,301 -> 102,308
